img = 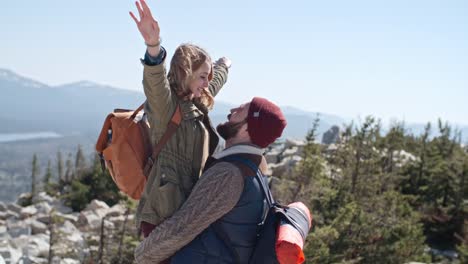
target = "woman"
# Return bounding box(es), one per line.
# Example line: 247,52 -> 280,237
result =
129,0 -> 232,238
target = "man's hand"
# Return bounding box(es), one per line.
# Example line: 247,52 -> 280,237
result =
215,57 -> 232,69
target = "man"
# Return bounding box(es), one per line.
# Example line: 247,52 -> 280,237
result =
135,97 -> 287,264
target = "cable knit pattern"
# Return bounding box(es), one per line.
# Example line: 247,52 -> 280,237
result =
134,161 -> 244,264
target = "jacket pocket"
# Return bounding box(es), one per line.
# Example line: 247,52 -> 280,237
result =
154,168 -> 186,219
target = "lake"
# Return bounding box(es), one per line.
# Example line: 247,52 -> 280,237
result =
0,132 -> 62,143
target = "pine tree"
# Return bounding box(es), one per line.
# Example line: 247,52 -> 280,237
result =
400,122 -> 431,206
64,153 -> 74,184
44,160 -> 52,190
380,121 -> 406,174
31,153 -> 40,197
416,123 -> 431,197
375,122 -> 406,194
74,144 -> 87,179
349,116 -> 382,196
57,151 -> 64,182
292,116 -> 325,202
431,120 -> 458,207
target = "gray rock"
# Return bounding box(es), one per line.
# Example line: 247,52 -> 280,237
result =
393,150 -> 417,167
94,208 -> 110,219
0,238 -> 8,247
285,138 -> 306,149
7,203 -> 22,214
51,256 -> 61,264
53,258 -> 80,264
35,214 -> 50,225
52,221 -> 87,262
30,220 -> 48,235
84,200 -> 109,212
0,246 -> 21,264
104,220 -> 115,230
0,212 -> 8,220
17,255 -> 48,264
322,125 -> 341,145
282,146 -> 300,158
77,211 -> 101,230
0,232 -> 10,242
20,206 -> 38,219
55,212 -> 79,224
326,143 -> 338,152
25,234 -> 50,258
34,202 -> 52,215
107,203 -> 126,217
57,220 -> 79,234
270,156 -> 303,178
265,149 -> 281,164
4,210 -> 20,220
52,201 -> 73,214
8,226 -> 32,238
32,192 -> 54,204
0,202 -> 6,212
108,215 -> 126,225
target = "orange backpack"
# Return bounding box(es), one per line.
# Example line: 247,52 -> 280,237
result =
95,103 -> 181,200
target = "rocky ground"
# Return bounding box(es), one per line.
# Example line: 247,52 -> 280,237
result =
0,192 -> 135,264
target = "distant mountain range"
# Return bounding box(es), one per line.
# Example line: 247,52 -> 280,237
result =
1,68 -> 467,142
1,68 -> 467,202
0,68 -> 348,140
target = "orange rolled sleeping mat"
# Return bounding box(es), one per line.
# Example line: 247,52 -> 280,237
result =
276,202 -> 312,264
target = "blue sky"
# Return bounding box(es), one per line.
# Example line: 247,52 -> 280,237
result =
1,0 -> 467,125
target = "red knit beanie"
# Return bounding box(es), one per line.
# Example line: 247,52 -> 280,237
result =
247,97 -> 287,148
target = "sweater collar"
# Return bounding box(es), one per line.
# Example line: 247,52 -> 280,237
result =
212,144 -> 264,159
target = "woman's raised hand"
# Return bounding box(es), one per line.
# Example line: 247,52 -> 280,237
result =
130,0 -> 160,49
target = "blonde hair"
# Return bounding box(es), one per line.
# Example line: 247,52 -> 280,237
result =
167,43 -> 214,111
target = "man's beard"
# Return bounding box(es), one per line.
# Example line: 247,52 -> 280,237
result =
216,119 -> 247,141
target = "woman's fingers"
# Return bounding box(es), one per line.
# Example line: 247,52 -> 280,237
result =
135,1 -> 144,19
129,11 -> 139,24
140,0 -> 153,18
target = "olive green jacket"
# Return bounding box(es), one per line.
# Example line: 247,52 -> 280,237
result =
135,57 -> 229,228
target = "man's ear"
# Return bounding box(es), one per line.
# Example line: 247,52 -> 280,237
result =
240,122 -> 250,138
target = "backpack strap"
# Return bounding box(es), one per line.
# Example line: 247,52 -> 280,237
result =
222,155 -> 275,206
130,103 -> 145,119
143,103 -> 182,177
